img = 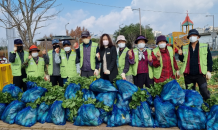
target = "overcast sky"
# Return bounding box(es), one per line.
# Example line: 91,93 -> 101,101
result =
0,0 -> 218,44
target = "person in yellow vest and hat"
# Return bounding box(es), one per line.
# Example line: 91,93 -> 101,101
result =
132,35 -> 154,88
179,29 -> 212,100
9,39 -> 29,91
74,31 -> 100,77
55,40 -> 79,84
152,35 -> 180,83
22,45 -> 47,78
116,35 -> 135,82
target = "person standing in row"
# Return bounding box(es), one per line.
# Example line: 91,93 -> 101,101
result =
43,39 -> 64,87
96,34 -> 118,82
132,35 -> 154,88
9,39 -> 28,91
22,45 -> 47,78
152,35 -> 180,83
116,35 -> 135,81
55,40 -> 79,84
179,29 -> 212,100
74,31 -> 100,77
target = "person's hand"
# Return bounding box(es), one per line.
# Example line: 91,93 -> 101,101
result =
44,75 -> 50,81
156,51 -> 161,57
178,49 -> 183,55
14,47 -> 17,53
121,73 -> 126,80
55,48 -> 60,54
96,53 -> 100,58
104,70 -> 110,75
128,50 -> 133,58
206,71 -> 212,80
94,69 -> 99,76
176,70 -> 180,79
42,49 -> 47,55
148,55 -> 152,62
74,42 -> 79,49
28,55 -> 32,59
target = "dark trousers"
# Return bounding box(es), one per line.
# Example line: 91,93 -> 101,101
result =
13,72 -> 27,91
50,76 -> 63,87
133,73 -> 154,88
81,70 -> 94,78
184,74 -> 210,100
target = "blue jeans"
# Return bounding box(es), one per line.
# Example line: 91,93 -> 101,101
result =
63,78 -> 68,85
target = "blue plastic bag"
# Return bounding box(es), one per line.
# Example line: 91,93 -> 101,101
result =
116,94 -> 130,111
46,101 -> 66,125
183,90 -> 203,109
177,105 -> 206,130
206,105 -> 218,130
107,105 -> 130,127
21,87 -> 47,103
15,106 -> 37,127
142,89 -> 153,106
1,100 -> 25,124
90,78 -> 117,93
99,109 -> 110,123
37,102 -> 50,124
96,92 -> 116,107
0,103 -> 7,117
116,80 -> 138,101
130,101 -> 154,127
2,84 -> 22,98
74,104 -> 102,126
82,89 -> 95,101
64,83 -> 80,99
154,96 -> 177,128
26,81 -> 37,90
160,80 -> 185,106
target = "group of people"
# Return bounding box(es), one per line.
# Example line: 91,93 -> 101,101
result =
9,29 -> 213,100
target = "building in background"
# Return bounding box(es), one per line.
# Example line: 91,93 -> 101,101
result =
153,31 -> 162,37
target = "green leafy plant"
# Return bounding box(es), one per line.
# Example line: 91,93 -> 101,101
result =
95,101 -> 113,112
23,76 -> 44,85
212,57 -> 218,72
129,88 -> 149,109
0,92 -> 16,104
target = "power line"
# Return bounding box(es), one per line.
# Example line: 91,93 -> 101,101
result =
71,0 -> 218,15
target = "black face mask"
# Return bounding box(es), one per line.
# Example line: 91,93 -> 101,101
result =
53,45 -> 60,50
17,46 -> 23,51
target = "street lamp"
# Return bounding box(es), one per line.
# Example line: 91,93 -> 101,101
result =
132,8 -> 141,35
206,15 -> 216,50
145,24 -> 150,37
65,23 -> 69,34
119,24 -> 123,35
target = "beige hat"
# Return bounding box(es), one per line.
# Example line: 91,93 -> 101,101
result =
116,35 -> 126,44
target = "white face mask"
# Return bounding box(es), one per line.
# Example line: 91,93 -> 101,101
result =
138,43 -> 146,49
64,47 -> 71,52
159,43 -> 166,49
189,36 -> 198,43
32,52 -> 38,58
118,43 -> 125,48
103,40 -> 109,46
83,38 -> 90,44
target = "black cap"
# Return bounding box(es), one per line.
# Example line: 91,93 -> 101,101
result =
63,40 -> 71,46
81,31 -> 90,37
187,29 -> 201,39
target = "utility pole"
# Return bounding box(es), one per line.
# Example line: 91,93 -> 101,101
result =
132,8 -> 142,35
65,23 -> 69,35
206,15 -> 216,50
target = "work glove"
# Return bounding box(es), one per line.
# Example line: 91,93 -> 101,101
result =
94,69 -> 99,76
176,70 -> 180,79
206,71 -> 211,80
96,53 -> 100,61
44,75 -> 50,81
121,73 -> 126,80
178,49 -> 183,55
104,70 -> 110,75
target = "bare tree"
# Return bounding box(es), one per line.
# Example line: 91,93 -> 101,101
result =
0,0 -> 61,47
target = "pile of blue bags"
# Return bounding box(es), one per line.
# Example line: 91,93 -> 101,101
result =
1,79 -> 218,129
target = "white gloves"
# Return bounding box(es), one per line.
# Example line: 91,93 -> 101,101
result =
176,70 -> 180,78
121,73 -> 126,80
44,75 -> 50,81
206,71 -> 211,80
96,53 -> 100,61
178,49 -> 183,55
94,69 -> 99,76
104,70 -> 110,75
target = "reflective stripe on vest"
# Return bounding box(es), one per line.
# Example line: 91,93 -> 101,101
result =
60,51 -> 77,78
153,46 -> 175,79
132,48 -> 153,79
11,51 -> 29,76
180,43 -> 208,75
80,42 -> 98,70
26,57 -> 45,78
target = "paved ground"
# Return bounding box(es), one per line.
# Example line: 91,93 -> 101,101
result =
0,121 -> 180,130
